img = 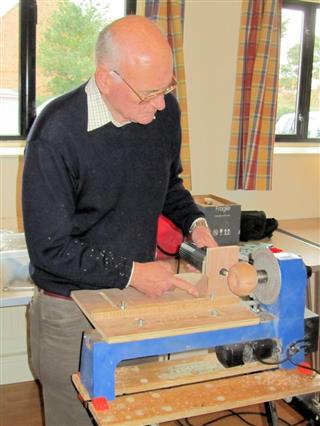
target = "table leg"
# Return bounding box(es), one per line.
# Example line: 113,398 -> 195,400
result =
264,401 -> 278,425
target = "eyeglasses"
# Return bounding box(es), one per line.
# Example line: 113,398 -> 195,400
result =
111,70 -> 177,104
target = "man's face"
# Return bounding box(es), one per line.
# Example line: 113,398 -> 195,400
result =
108,78 -> 166,125
100,58 -> 175,125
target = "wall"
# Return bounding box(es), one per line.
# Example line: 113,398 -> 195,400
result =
184,0 -> 320,219
1,0 -> 320,233
1,154 -> 23,231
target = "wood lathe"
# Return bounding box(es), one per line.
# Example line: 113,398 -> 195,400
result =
71,244 -> 320,425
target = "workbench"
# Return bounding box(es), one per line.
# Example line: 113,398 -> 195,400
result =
278,218 -> 320,247
73,355 -> 320,426
71,245 -> 320,425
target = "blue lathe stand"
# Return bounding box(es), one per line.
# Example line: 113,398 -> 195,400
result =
72,246 -> 310,403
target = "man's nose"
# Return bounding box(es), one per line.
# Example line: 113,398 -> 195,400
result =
150,94 -> 166,111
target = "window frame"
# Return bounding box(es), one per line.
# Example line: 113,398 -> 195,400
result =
276,0 -> 320,143
1,0 -> 136,141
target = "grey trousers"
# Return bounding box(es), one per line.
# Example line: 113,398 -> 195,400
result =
28,288 -> 94,426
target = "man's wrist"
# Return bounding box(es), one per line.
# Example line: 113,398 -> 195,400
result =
189,218 -> 209,234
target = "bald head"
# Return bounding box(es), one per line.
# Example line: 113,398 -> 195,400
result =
95,15 -> 173,76
94,15 -> 175,125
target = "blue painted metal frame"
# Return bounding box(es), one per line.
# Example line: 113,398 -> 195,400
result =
79,253 -> 307,400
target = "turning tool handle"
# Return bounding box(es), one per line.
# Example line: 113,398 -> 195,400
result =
179,241 -> 207,271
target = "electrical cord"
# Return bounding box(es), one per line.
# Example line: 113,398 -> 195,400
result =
286,342 -> 320,375
201,410 -> 256,426
202,410 -> 297,426
175,419 -> 194,426
255,354 -> 291,365
174,344 -> 317,426
253,339 -> 320,375
230,410 -> 294,426
175,420 -> 187,426
229,411 -> 258,426
175,409 -> 301,426
291,420 -> 308,426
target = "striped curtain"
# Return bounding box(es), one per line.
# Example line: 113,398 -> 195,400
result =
138,0 -> 191,189
227,0 -> 281,190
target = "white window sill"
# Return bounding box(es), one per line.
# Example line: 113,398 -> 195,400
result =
274,143 -> 320,154
0,142 -> 319,156
0,142 -> 25,157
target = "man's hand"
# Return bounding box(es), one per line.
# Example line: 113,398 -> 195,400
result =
191,225 -> 217,248
130,260 -> 199,298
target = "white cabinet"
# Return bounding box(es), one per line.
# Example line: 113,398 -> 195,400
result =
0,297 -> 34,384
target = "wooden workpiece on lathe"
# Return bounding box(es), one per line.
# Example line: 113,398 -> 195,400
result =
203,245 -> 257,298
225,262 -> 258,296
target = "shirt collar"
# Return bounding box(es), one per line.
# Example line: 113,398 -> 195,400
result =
85,76 -> 131,132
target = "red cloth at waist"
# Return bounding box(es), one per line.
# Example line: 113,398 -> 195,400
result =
42,290 -> 72,300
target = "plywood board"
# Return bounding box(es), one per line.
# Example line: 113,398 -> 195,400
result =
72,283 -> 259,343
73,369 -> 320,426
73,353 -> 275,399
114,352 -> 275,395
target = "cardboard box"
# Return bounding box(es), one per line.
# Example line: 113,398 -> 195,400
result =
193,194 -> 241,246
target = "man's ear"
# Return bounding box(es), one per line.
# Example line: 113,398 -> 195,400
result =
95,65 -> 112,95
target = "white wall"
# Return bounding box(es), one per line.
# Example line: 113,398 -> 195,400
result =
0,154 -> 23,231
184,0 -> 320,219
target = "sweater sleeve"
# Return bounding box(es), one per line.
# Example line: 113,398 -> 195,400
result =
22,135 -> 132,292
161,95 -> 205,235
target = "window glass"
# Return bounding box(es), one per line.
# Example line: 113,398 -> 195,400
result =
276,2 -> 320,141
309,8 -> 320,138
36,0 -> 125,112
0,0 -> 20,136
0,0 -> 126,137
276,8 -> 303,136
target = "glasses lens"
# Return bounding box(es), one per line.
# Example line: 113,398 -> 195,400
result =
165,84 -> 176,95
140,80 -> 177,103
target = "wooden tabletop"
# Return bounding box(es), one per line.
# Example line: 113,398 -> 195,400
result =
278,218 -> 320,247
270,231 -> 320,271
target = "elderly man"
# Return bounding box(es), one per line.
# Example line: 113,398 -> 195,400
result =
22,15 -> 216,426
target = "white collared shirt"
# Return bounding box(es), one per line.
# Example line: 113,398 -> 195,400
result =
85,76 -> 130,131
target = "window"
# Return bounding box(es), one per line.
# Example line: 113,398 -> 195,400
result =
0,0 -> 136,140
276,1 -> 320,142
0,1 -> 21,137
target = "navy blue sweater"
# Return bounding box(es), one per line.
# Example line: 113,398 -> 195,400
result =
22,85 -> 204,296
